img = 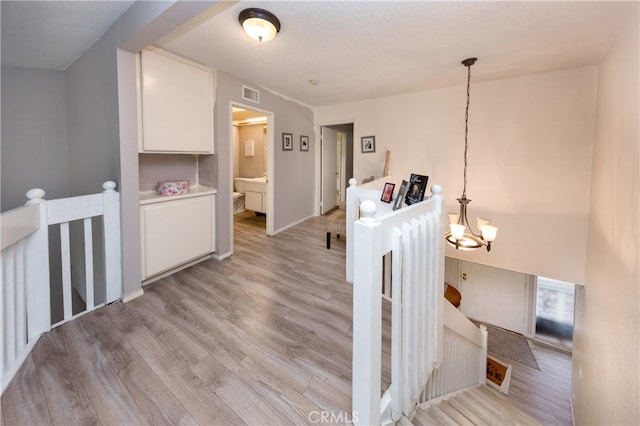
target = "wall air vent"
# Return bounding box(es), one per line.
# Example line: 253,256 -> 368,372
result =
242,85 -> 260,103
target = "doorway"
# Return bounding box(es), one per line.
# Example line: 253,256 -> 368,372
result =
230,104 -> 274,250
320,123 -> 353,215
535,276 -> 575,349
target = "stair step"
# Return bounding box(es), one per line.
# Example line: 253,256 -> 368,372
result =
412,406 -> 444,426
410,385 -> 543,426
446,394 -> 491,426
438,399 -> 480,425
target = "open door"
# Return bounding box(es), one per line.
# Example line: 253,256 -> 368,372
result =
321,126 -> 338,214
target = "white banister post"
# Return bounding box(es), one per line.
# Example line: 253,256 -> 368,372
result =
431,184 -> 446,367
352,200 -> 383,426
24,189 -> 51,338
346,178 -> 358,283
479,324 -> 488,384
102,181 -> 122,303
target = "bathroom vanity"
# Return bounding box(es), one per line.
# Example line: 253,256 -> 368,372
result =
234,177 -> 267,214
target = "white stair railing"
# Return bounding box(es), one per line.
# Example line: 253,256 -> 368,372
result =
348,178 -> 488,425
350,181 -> 445,425
1,182 -> 122,392
422,301 -> 488,401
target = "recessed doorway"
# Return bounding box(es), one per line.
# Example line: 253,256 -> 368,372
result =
230,104 -> 274,253
320,123 -> 353,215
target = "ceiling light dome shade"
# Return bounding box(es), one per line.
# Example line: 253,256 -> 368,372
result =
239,8 -> 281,42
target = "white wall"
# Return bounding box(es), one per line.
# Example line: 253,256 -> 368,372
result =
446,258 -> 532,334
315,67 -> 597,285
573,6 -> 639,425
1,66 -> 69,211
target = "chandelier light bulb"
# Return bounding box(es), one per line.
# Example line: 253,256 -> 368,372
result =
450,224 -> 466,240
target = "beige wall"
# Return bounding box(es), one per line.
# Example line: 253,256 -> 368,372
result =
573,7 -> 639,425
237,124 -> 266,178
316,66 -> 597,284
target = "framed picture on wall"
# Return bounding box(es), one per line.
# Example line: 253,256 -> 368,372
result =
361,135 -> 376,153
282,133 -> 293,151
300,135 -> 309,151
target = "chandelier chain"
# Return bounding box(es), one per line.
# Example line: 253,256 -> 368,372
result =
462,62 -> 471,199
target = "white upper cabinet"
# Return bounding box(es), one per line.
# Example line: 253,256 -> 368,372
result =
139,48 -> 214,154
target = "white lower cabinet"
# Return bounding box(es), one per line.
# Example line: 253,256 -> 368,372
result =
243,181 -> 266,214
140,193 -> 215,280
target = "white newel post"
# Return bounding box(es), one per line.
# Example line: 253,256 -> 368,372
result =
352,200 -> 383,425
479,324 -> 488,384
431,184 -> 446,368
24,189 -> 51,339
102,181 -> 122,303
346,178 -> 358,283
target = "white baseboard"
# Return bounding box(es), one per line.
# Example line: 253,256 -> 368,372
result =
122,289 -> 144,303
213,251 -> 232,260
2,337 -> 40,395
141,254 -> 212,286
272,213 -> 315,235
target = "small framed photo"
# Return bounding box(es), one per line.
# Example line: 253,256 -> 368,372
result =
282,133 -> 293,151
361,135 -> 376,153
393,180 -> 409,210
405,173 -> 429,206
300,135 -> 309,151
381,182 -> 395,203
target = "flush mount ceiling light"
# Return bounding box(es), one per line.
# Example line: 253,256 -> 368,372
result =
239,8 -> 281,42
444,58 -> 498,252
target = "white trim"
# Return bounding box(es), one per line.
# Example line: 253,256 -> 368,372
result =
228,102 -> 275,251
271,214 -> 315,235
315,120 -> 356,217
141,254 -> 212,286
51,303 -> 107,329
122,289 -> 145,303
1,337 -> 40,394
213,251 -> 232,261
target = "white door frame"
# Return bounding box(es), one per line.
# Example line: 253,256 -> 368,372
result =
229,102 -> 275,255
316,121 -> 355,216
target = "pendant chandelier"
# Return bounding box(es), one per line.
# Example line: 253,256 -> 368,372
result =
445,58 -> 498,252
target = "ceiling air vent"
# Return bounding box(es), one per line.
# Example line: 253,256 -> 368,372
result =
242,85 -> 260,103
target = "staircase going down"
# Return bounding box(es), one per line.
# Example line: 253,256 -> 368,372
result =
399,385 -> 543,426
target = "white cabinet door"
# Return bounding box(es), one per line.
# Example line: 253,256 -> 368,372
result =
140,195 -> 214,279
140,48 -> 213,153
245,191 -> 263,213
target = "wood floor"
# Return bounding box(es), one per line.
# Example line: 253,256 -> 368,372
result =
2,211 -> 572,425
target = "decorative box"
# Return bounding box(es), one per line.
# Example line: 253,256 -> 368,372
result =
156,180 -> 190,196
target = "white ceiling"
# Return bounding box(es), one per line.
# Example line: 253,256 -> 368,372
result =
158,1 -> 633,106
1,1 -> 634,107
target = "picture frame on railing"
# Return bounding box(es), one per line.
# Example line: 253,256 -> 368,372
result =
300,135 -> 309,151
361,135 -> 376,153
282,133 -> 293,151
393,180 -> 409,210
405,173 -> 429,205
381,182 -> 395,203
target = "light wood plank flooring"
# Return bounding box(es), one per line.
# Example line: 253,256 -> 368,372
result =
2,211 -> 572,425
